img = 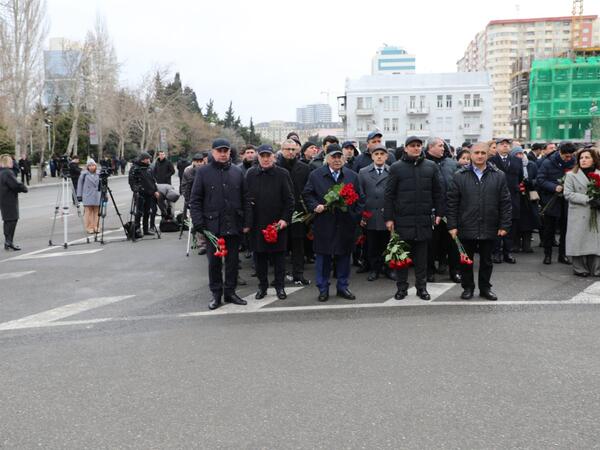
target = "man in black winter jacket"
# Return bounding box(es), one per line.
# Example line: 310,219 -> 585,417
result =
446,142 -> 512,301
129,152 -> 160,238
153,151 -> 175,184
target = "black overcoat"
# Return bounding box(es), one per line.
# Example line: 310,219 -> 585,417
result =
490,154 -> 524,220
246,165 -> 295,253
276,154 -> 311,239
0,168 -> 28,221
302,165 -> 364,255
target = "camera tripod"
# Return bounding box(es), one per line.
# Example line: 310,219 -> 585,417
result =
178,203 -> 194,256
95,179 -> 128,244
128,191 -> 162,242
48,175 -> 90,248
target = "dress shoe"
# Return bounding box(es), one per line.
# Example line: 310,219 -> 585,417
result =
394,289 -> 407,300
450,272 -> 462,283
492,254 -> 503,264
356,265 -> 369,274
367,271 -> 379,281
143,230 -> 154,236
558,255 -> 572,265
337,289 -> 356,300
208,296 -> 222,310
479,289 -> 498,301
276,288 -> 287,300
543,255 -> 552,265
293,277 -> 311,286
198,247 -> 207,255
416,288 -> 431,300
503,255 -> 516,264
255,289 -> 267,300
134,230 -> 143,239
224,293 -> 247,305
460,288 -> 474,300
4,243 -> 21,251
318,291 -> 329,302
384,270 -> 397,281
427,274 -> 435,283
574,272 -> 589,278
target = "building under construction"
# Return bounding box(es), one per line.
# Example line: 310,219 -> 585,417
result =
529,56 -> 600,141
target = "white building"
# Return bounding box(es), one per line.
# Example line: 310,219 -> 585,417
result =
296,103 -> 332,124
372,45 -> 416,75
340,72 -> 493,148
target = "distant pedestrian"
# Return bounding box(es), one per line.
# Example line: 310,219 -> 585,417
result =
18,154 -> 32,186
176,155 -> 190,180
69,155 -> 82,191
153,150 -> 175,185
76,159 -> 101,234
0,154 -> 28,251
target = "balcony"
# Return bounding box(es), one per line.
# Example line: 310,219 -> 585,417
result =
406,106 -> 430,115
355,108 -> 374,116
355,130 -> 369,138
406,129 -> 430,137
463,105 -> 483,113
462,126 -> 482,136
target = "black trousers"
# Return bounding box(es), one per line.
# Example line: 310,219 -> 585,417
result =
460,239 -> 494,291
256,251 -> 286,290
428,222 -> 459,275
206,234 -> 240,297
542,214 -> 567,258
290,237 -> 305,279
493,225 -> 513,257
367,229 -> 390,273
396,240 -> 428,291
3,220 -> 17,244
21,171 -> 30,186
135,193 -> 153,232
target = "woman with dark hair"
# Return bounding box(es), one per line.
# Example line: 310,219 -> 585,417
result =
563,148 -> 600,277
0,153 -> 28,251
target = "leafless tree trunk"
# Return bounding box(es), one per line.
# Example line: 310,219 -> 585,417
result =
0,0 -> 48,158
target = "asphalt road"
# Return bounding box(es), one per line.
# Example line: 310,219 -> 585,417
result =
1,176 -> 600,449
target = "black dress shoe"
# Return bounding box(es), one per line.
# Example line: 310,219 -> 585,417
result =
503,255 -> 516,264
450,272 -> 462,283
492,255 -> 503,264
276,288 -> 287,300
224,293 -> 247,305
543,255 -> 552,265
337,289 -> 356,300
318,292 -> 329,302
416,288 -> 431,300
558,256 -> 572,265
384,270 -> 396,281
208,297 -> 222,310
356,265 -> 369,274
367,271 -> 379,281
5,243 -> 21,251
460,288 -> 474,300
479,290 -> 498,301
574,272 -> 589,278
255,289 -> 267,300
394,289 -> 407,300
293,277 -> 311,286
143,230 -> 154,236
427,274 -> 435,283
198,247 -> 207,255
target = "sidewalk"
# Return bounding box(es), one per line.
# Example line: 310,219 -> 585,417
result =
26,167 -> 129,189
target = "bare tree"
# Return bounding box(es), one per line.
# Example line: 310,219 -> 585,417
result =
111,88 -> 136,158
0,0 -> 48,158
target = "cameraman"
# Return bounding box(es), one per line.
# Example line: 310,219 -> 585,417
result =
129,152 -> 159,239
68,155 -> 82,190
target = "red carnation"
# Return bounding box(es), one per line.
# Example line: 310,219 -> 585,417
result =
362,211 -> 373,220
261,223 -> 280,244
355,234 -> 366,246
339,183 -> 359,206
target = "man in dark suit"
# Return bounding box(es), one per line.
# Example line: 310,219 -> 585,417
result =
489,138 -> 522,264
303,143 -> 364,302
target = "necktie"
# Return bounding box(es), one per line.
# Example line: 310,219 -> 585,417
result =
333,171 -> 339,182
377,168 -> 382,176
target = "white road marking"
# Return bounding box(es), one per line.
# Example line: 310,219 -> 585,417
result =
9,249 -> 103,261
0,270 -> 36,280
0,295 -> 135,331
564,281 -> 600,303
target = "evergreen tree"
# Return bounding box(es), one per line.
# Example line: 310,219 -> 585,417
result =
248,117 -> 261,145
182,86 -> 202,115
164,72 -> 183,98
234,115 -> 242,130
223,101 -> 235,128
204,99 -> 219,124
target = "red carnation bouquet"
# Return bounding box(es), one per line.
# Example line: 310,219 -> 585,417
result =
587,172 -> 600,232
262,222 -> 281,243
383,232 -> 412,269
453,236 -> 473,265
293,182 -> 360,223
203,230 -> 228,258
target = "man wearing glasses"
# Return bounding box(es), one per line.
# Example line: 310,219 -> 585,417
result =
189,138 -> 251,310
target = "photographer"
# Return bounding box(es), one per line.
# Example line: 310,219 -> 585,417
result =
76,159 -> 101,234
129,152 -> 160,239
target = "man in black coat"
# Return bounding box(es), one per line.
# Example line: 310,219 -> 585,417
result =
277,139 -> 312,285
237,144 -> 257,175
128,152 -> 160,239
176,155 -> 190,181
342,141 -> 359,172
247,145 -> 295,300
153,151 -> 175,185
189,138 -> 251,310
384,136 -> 444,301
69,155 -> 82,191
353,131 -> 396,172
303,143 -> 364,302
0,155 -> 28,250
489,138 -> 522,264
18,154 -> 32,186
447,142 -> 512,301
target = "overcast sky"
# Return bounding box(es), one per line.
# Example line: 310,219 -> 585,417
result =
46,0 -> 597,124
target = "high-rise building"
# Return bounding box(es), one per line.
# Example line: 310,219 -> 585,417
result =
43,38 -> 83,109
372,45 -> 416,75
296,103 -> 332,124
458,15 -> 600,137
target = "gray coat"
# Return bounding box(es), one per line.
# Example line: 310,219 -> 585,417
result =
564,169 -> 600,256
358,163 -> 389,231
76,171 -> 101,206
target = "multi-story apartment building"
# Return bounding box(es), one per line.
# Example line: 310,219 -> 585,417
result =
43,38 -> 83,109
339,72 -> 493,148
510,56 -> 533,141
372,45 -> 416,75
458,15 -> 600,137
295,103 -> 332,124
255,121 -> 344,145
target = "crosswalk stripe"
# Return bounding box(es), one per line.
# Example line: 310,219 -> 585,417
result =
0,270 -> 36,280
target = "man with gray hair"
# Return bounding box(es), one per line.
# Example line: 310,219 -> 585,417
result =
425,137 -> 461,284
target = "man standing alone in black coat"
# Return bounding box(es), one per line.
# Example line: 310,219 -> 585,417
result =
189,139 -> 251,310
446,142 -> 512,301
247,145 -> 295,300
128,152 -> 160,238
153,151 -> 175,185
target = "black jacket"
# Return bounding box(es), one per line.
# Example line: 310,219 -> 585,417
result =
426,153 -> 460,193
353,151 -> 396,172
18,159 -> 31,175
384,154 -> 444,241
536,151 -> 574,218
446,164 -> 512,240
69,161 -> 81,180
189,160 -> 250,236
128,161 -> 158,196
490,153 -> 524,220
176,159 -> 190,179
309,151 -> 325,171
277,155 -> 312,239
246,165 -> 295,253
153,158 -> 175,185
0,168 -> 28,221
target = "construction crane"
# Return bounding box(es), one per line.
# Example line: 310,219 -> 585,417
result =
571,0 -> 584,51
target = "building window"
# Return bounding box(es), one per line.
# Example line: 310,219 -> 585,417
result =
409,96 -> 416,109
409,122 -> 415,130
365,97 -> 372,109
437,95 -> 443,108
444,117 -> 452,132
391,96 -> 399,111
464,94 -> 471,107
383,96 -> 390,112
357,97 -> 372,109
383,118 -> 390,132
392,118 -> 398,132
446,95 -> 453,108
473,94 -> 481,107
419,95 -> 426,109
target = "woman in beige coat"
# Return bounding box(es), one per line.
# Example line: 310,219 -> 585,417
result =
563,148 -> 600,277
